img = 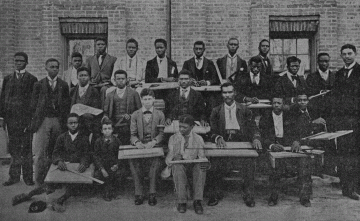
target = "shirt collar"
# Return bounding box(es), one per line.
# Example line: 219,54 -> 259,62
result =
79,83 -> 89,91
224,101 -> 236,109
318,69 -> 329,75
97,52 -> 107,57
180,86 -> 191,91
227,53 -> 237,59
300,108 -> 308,114
142,106 -> 154,113
345,61 -> 356,70
272,111 -> 283,117
15,69 -> 26,74
259,54 -> 268,60
250,71 -> 260,77
194,56 -> 204,61
128,54 -> 137,60
68,131 -> 78,140
47,76 -> 58,82
116,87 -> 126,93
157,55 -> 167,63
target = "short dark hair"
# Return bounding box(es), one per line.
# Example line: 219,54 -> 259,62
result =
258,39 -> 270,48
286,56 -> 301,67
45,58 -> 60,66
194,41 -> 205,48
71,52 -> 83,59
220,82 -> 234,92
67,113 -> 80,121
113,69 -> 128,79
178,69 -> 193,78
77,66 -> 90,75
317,52 -> 330,60
296,90 -> 309,98
179,114 -> 195,126
154,39 -> 167,48
227,37 -> 239,45
126,38 -> 138,48
95,37 -> 107,45
249,56 -> 263,64
140,88 -> 155,98
340,44 -> 356,53
101,116 -> 113,127
14,52 -> 28,64
272,97 -> 284,103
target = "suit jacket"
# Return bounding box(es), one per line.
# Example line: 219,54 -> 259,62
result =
130,108 -> 165,145
273,73 -> 308,104
233,71 -> 274,101
111,55 -> 146,85
216,54 -> 248,81
103,86 -> 142,123
85,53 -> 117,85
182,57 -> 219,85
0,71 -> 37,127
145,56 -> 178,83
165,88 -> 206,121
52,132 -> 91,167
93,135 -> 121,169
210,102 -> 260,143
70,84 -> 101,109
255,54 -> 273,76
30,77 -> 70,132
306,70 -> 335,96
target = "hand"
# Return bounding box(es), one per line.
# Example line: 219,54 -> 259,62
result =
312,117 -> 326,125
251,97 -> 259,104
110,164 -> 118,172
163,77 -> 174,82
198,80 -> 208,86
216,137 -> 227,149
271,144 -> 284,152
135,141 -> 145,149
200,162 -> 211,171
291,141 -> 301,152
78,164 -> 86,173
123,114 -> 131,121
101,168 -> 109,178
200,120 -> 209,127
165,118 -> 172,126
145,140 -> 156,149
57,161 -> 67,171
252,139 -> 262,150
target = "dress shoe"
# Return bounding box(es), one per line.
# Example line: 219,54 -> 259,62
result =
177,203 -> 187,213
148,193 -> 157,206
343,192 -> 360,200
268,193 -> 278,206
12,193 -> 31,206
243,195 -> 255,207
3,179 -> 19,186
207,197 -> 219,206
134,195 -> 144,205
300,198 -> 311,207
24,180 -> 35,186
103,191 -> 112,202
193,200 -> 203,214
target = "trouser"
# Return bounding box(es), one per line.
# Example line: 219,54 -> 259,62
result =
6,121 -> 33,182
206,157 -> 255,198
339,155 -> 359,195
269,156 -> 312,200
129,157 -> 160,196
94,168 -> 118,194
33,117 -> 61,187
172,163 -> 206,203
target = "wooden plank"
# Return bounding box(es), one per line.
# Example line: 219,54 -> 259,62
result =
269,152 -> 307,169
45,163 -> 95,184
301,130 -> 353,140
191,86 -> 221,91
204,142 -> 253,149
170,158 -> 209,164
245,103 -> 272,109
205,149 -> 258,157
118,147 -> 164,159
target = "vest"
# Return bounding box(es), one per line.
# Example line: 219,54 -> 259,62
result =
44,83 -> 60,118
142,115 -> 153,143
177,95 -> 190,118
113,93 -> 127,121
194,66 -> 204,81
75,89 -> 87,105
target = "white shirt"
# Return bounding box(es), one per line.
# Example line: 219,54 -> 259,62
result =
318,69 -> 329,81
157,56 -> 168,79
126,55 -> 138,80
224,102 -> 240,130
69,131 -> 78,141
70,67 -> 78,86
250,72 -> 260,85
344,61 -> 356,78
15,69 -> 26,79
226,54 -> 238,78
47,76 -> 58,88
272,111 -> 284,138
116,87 -> 126,98
179,87 -> 190,99
286,71 -> 297,87
78,83 -> 89,98
194,56 -> 204,70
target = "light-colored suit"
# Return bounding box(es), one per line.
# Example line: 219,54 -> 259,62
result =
111,55 -> 146,85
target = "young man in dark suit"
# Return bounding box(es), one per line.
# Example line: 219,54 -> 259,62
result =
164,70 -> 208,127
0,52 -> 38,186
216,37 -> 248,82
207,82 -> 262,207
129,88 -> 165,206
145,38 -> 178,83
182,41 -> 219,86
255,39 -> 273,77
31,58 -> 71,187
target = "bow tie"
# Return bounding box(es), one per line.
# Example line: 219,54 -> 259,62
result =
291,75 -> 299,81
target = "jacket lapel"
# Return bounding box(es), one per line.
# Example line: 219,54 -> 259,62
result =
125,87 -> 130,113
100,54 -> 110,71
221,55 -> 227,79
219,104 -> 226,134
202,58 -> 209,76
70,85 -> 79,105
329,70 -> 335,86
151,110 -> 158,138
190,58 -> 196,78
138,111 -> 144,140
236,55 -> 242,72
153,57 -> 159,77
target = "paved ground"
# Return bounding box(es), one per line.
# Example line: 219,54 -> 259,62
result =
1,162 -> 360,221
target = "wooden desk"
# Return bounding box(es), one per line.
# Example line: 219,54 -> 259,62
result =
244,102 -> 272,109
118,145 -> 164,159
191,85 -> 221,91
136,83 -> 221,92
301,130 -> 353,150
170,158 -> 209,164
45,163 -> 95,184
164,120 -> 210,134
203,142 -> 259,157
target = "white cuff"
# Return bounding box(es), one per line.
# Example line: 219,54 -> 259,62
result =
215,135 -> 223,143
206,81 -> 211,86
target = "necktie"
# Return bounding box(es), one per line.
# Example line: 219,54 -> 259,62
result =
252,74 -> 258,84
49,79 -> 56,90
98,55 -> 103,66
230,57 -> 235,73
291,75 -> 299,81
17,73 -> 23,79
181,89 -> 187,100
159,59 -> 163,64
196,58 -> 201,69
129,58 -> 132,68
79,87 -> 85,97
344,68 -> 352,78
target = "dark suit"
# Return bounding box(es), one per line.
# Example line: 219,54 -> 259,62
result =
216,55 -> 248,82
85,53 -> 117,85
165,88 -> 206,121
0,71 -> 37,182
255,54 -> 273,76
182,57 -> 219,85
207,102 -> 260,199
273,73 -> 308,104
145,56 -> 178,83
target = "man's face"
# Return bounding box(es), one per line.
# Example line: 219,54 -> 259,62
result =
126,42 -> 138,58
14,55 -> 27,71
77,71 -> 90,87
72,56 -> 83,69
179,122 -> 193,136
178,74 -> 191,89
193,44 -> 205,58
272,98 -> 284,114
297,95 -> 309,110
250,62 -> 262,75
221,86 -> 235,105
141,95 -> 155,110
155,42 -> 166,58
95,40 -> 107,55
341,48 -> 356,66
259,41 -> 270,55
318,55 -> 330,72
102,124 -> 113,137
45,61 -> 60,79
115,73 -> 127,89
288,61 -> 300,75
227,39 -> 239,54
67,117 -> 79,133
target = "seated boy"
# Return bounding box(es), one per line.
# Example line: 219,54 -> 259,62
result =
165,114 -> 208,214
129,88 -> 165,206
93,117 -> 121,201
